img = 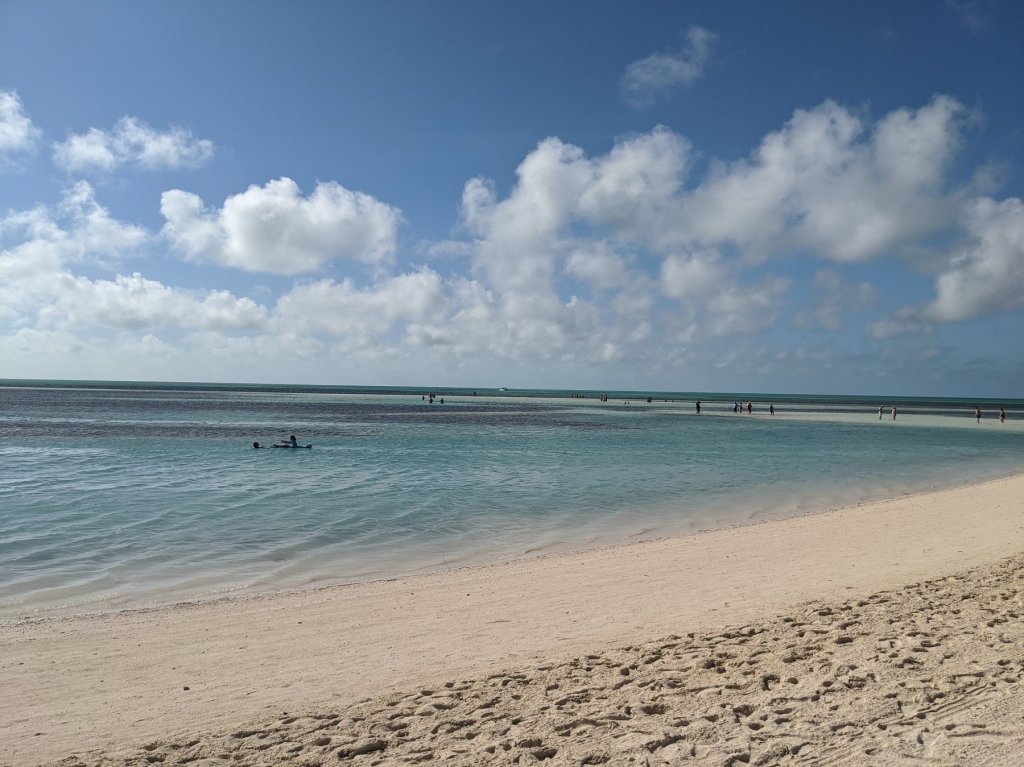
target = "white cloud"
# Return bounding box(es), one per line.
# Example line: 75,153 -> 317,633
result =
267,269 -> 613,364
5,90 -> 1018,386
0,181 -> 148,284
611,282 -> 656,319
873,96 -> 966,190
53,116 -> 214,173
455,136 -> 662,360
622,26 -> 718,107
1,327 -> 86,357
0,185 -> 266,338
461,128 -> 690,298
161,177 -> 402,275
660,251 -> 729,300
53,128 -> 118,172
273,270 -> 448,341
60,181 -> 152,257
222,95 -> 996,368
461,138 -> 590,297
870,194 -> 1024,335
925,196 -> 1024,321
0,90 -> 41,165
459,177 -> 498,236
564,244 -> 632,292
680,96 -> 966,262
38,272 -> 269,332
459,96 -> 969,335
662,257 -> 788,338
577,126 -> 690,235
470,98 -> 956,301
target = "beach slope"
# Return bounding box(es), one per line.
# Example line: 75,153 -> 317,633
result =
4,474 -> 1024,765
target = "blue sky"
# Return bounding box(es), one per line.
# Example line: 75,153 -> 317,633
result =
2,1 -> 1023,396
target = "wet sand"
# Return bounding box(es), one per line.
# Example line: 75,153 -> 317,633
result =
4,473 -> 1024,766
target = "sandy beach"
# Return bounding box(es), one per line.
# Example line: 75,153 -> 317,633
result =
4,473 -> 1024,766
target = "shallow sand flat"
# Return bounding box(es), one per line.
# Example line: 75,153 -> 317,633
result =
4,473 -> 1024,766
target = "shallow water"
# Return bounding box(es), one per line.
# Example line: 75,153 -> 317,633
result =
2,381 -> 1022,618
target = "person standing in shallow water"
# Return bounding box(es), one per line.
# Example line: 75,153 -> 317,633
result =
770,404 -> 775,415
975,407 -> 982,423
1001,408 -> 1006,423
892,405 -> 897,421
878,405 -> 884,420
695,400 -> 701,415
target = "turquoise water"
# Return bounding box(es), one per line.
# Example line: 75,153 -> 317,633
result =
2,380 -> 1023,619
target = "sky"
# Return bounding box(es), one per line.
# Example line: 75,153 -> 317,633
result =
1,0 -> 1023,396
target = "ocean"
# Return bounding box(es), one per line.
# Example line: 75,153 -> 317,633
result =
2,380 -> 1022,620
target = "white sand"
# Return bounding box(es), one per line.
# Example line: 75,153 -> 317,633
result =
3,473 -> 1024,766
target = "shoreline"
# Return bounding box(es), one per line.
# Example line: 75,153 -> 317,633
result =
7,460 -> 1024,624
4,473 -> 1024,764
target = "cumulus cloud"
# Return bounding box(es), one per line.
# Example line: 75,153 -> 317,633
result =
459,95 -> 968,343
0,184 -> 267,339
273,270 -> 448,341
660,251 -> 729,300
266,269 -> 613,364
660,250 -> 788,337
681,95 -> 966,262
564,244 -> 633,292
579,127 -> 691,242
253,94 -> 995,365
161,177 -> 403,275
706,276 -> 789,336
0,90 -> 42,165
1,179 -> 563,371
870,194 -> 1024,336
6,91 -> 1016,382
452,95 -> 973,352
460,139 -> 588,297
53,116 -> 214,173
622,26 -> 718,107
456,124 -> 801,353
456,135 -> 660,360
0,181 -> 148,284
462,128 -> 690,293
38,272 -> 268,332
925,196 -> 1024,321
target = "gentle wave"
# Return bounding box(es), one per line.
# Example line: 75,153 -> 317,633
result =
2,383 -> 1023,618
